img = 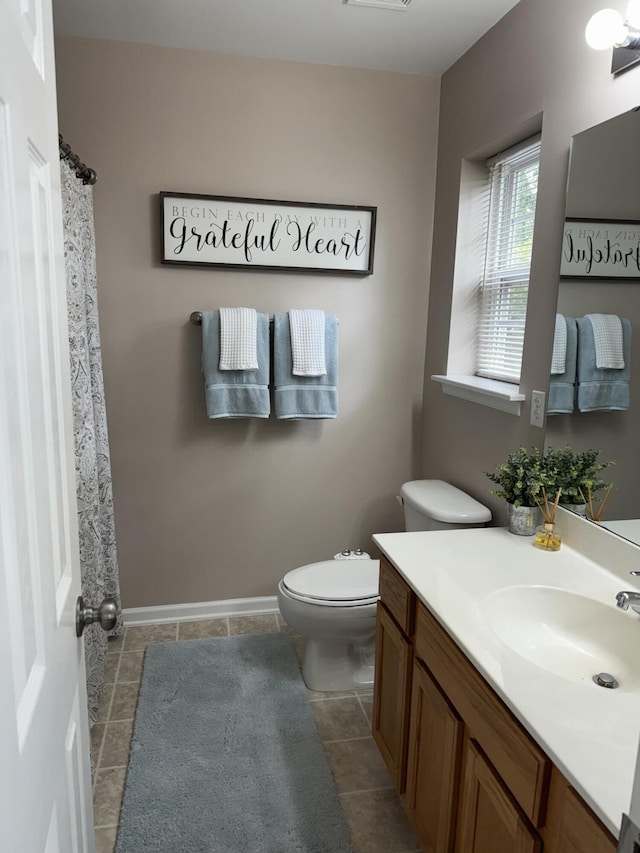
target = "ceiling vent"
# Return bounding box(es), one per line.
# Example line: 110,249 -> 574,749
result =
345,0 -> 413,10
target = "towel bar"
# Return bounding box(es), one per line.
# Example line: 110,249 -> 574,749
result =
189,312 -> 338,326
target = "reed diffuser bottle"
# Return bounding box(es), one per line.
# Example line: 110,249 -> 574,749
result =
533,488 -> 562,551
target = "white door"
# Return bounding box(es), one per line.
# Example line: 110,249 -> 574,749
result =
0,0 -> 94,851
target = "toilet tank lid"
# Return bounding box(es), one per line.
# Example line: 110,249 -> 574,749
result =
400,480 -> 492,524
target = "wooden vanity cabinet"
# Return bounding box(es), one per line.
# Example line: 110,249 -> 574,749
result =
373,556 -> 617,853
415,600 -> 550,828
372,559 -> 414,791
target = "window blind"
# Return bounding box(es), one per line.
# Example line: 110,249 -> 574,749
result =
476,137 -> 541,384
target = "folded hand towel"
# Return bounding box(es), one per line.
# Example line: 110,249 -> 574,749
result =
551,314 -> 568,375
587,313 -> 625,369
219,307 -> 259,370
577,316 -> 631,412
274,312 -> 338,419
289,309 -> 327,376
201,310 -> 270,418
547,317 -> 577,415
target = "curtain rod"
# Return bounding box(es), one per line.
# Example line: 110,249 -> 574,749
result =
58,134 -> 97,185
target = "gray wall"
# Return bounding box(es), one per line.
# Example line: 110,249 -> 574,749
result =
54,37 -> 440,607
421,0 -> 640,525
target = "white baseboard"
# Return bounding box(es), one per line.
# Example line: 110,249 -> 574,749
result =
122,595 -> 279,627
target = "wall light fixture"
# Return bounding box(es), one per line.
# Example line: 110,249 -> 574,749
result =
586,2 -> 640,74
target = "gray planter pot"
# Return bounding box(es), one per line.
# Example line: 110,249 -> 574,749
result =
564,503 -> 587,517
507,504 -> 541,536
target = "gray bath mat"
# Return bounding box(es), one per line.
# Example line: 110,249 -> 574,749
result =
115,632 -> 353,853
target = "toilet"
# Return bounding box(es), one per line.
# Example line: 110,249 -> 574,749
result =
277,480 -> 491,692
278,549 -> 379,692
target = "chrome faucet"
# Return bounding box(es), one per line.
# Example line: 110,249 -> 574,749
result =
615,590 -> 640,614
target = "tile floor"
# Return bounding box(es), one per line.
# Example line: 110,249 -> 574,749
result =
92,613 -> 420,853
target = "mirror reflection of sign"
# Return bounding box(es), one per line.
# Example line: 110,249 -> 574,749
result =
561,220 -> 640,279
160,194 -> 376,275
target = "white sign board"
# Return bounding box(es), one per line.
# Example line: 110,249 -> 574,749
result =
560,219 -> 640,280
160,192 -> 376,275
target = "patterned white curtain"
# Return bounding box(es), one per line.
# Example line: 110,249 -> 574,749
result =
60,159 -> 122,724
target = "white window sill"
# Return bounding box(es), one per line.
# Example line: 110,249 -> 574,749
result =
431,374 -> 525,416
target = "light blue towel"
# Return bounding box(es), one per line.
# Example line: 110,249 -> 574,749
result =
201,310 -> 270,418
273,313 -> 338,419
547,317 -> 577,415
577,316 -> 632,412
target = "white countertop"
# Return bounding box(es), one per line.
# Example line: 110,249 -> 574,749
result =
373,526 -> 640,837
603,518 -> 640,545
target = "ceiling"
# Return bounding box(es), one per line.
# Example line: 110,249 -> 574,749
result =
52,0 -> 521,76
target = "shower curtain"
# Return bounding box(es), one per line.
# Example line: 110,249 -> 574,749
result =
61,159 -> 122,724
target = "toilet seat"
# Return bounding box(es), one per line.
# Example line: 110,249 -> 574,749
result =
281,559 -> 379,607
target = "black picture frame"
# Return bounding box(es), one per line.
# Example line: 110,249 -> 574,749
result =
560,217 -> 640,281
160,191 -> 376,276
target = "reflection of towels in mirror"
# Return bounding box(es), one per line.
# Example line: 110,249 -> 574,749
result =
551,314 -> 567,374
577,316 -> 631,412
547,316 -> 577,414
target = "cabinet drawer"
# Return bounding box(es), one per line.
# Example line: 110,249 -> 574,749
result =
379,556 -> 414,636
415,601 -> 550,827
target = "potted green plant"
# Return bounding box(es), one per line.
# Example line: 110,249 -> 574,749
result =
485,447 -> 549,535
542,447 -> 614,514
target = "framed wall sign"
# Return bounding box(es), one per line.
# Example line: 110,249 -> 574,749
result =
560,218 -> 640,280
160,192 -> 376,275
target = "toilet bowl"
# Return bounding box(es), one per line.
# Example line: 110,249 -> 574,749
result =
277,552 -> 379,692
279,481 -> 491,693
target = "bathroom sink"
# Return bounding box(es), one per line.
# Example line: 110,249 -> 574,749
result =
481,585 -> 640,691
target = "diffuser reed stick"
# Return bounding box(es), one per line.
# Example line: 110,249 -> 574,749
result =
578,484 -> 615,522
533,487 -> 562,524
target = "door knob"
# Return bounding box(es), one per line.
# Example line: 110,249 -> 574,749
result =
75,596 -> 118,637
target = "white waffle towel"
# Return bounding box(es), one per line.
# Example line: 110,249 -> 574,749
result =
587,313 -> 625,369
289,309 -> 327,376
551,314 -> 567,375
219,307 -> 258,371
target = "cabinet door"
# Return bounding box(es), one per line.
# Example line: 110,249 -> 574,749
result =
456,738 -> 541,853
405,660 -> 464,853
556,787 -> 616,853
372,603 -> 413,791
546,778 -> 616,853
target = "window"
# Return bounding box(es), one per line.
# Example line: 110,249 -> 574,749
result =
476,137 -> 541,384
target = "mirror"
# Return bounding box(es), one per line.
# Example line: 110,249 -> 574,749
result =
545,107 -> 640,545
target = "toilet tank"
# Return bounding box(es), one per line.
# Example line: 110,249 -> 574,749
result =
400,480 -> 492,532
